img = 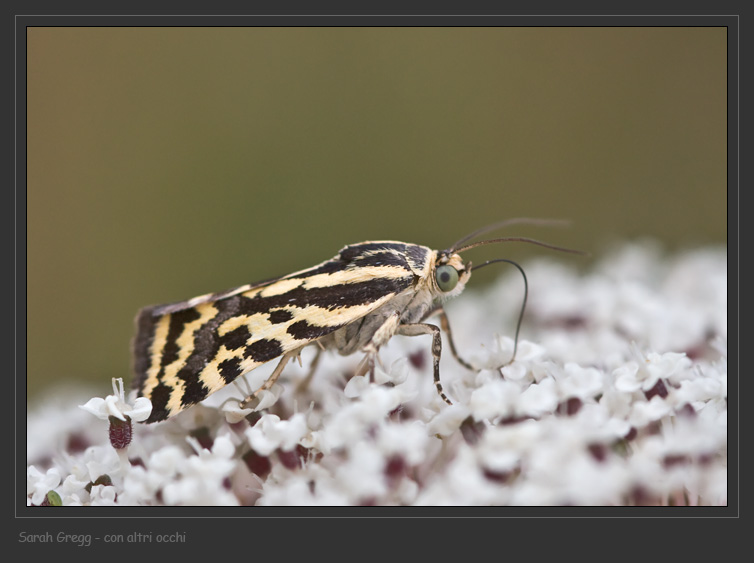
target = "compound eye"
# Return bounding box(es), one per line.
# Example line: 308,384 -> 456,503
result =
436,265 -> 459,292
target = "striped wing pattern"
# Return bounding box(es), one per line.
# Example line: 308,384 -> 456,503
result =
133,242 -> 431,422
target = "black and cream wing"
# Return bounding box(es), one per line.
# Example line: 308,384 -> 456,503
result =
132,242 -> 431,422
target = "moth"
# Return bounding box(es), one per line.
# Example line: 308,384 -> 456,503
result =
132,219 -> 580,423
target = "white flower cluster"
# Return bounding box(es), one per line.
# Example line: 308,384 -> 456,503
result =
26,243 -> 728,506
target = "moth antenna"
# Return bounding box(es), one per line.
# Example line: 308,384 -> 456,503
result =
448,218 -> 571,253
453,236 -> 588,256
471,259 -> 528,365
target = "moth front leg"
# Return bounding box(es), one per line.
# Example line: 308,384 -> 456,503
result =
436,307 -> 476,371
397,322 -> 453,405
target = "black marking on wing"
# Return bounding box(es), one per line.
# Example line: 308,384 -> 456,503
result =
339,242 -> 409,262
132,307 -> 158,390
146,382 -> 172,423
161,308 -> 202,367
218,325 -> 251,351
268,309 -> 294,324
287,319 -> 334,341
249,278 -> 411,311
218,358 -> 243,383
351,251 -> 410,269
244,338 -> 284,363
405,244 -> 430,272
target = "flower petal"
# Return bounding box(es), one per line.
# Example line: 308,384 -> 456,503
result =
78,397 -> 108,419
128,397 -> 153,422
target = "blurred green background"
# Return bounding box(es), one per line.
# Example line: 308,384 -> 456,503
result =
26,27 -> 727,399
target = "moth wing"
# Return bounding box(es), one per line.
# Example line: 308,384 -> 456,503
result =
132,247 -> 420,422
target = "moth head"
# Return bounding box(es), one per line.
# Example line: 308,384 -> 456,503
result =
432,252 -> 472,298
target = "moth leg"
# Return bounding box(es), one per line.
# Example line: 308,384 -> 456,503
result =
353,353 -> 373,380
295,345 -> 323,394
397,322 -> 453,405
355,343 -> 381,383
355,312 -> 401,383
436,307 -> 476,371
240,351 -> 295,410
366,353 -> 377,383
423,305 -> 474,371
